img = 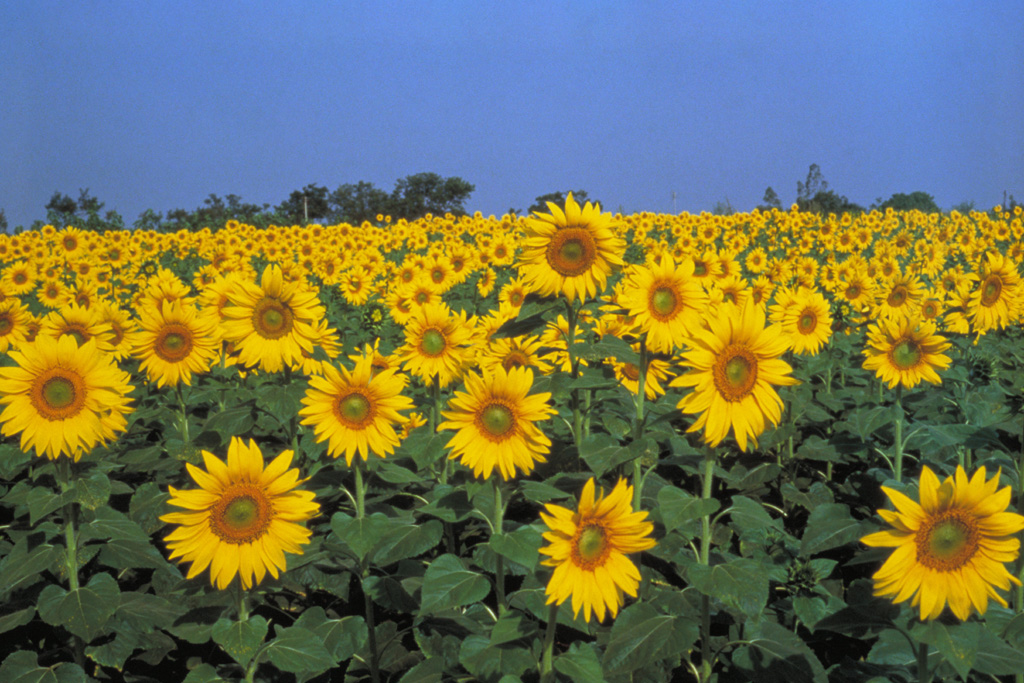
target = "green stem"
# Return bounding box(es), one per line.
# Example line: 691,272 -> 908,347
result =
354,461 -> 366,519
492,477 -> 506,613
429,376 -> 442,434
917,640 -> 931,683
176,382 -> 190,445
633,339 -> 648,511
1016,425 -> 1024,683
565,299 -> 583,448
539,602 -> 559,683
363,581 -> 381,683
699,450 -> 715,682
894,386 -> 904,483
56,459 -> 84,668
236,580 -> 249,622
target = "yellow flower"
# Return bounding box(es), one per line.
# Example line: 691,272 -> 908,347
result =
862,466 -> 1024,620
517,193 -> 625,302
779,288 -> 833,355
161,437 -> 320,590
618,254 -> 708,354
0,336 -> 133,460
968,251 -> 1021,333
397,302 -> 474,388
862,315 -> 951,389
134,300 -> 221,388
438,366 -> 555,480
539,478 -> 656,622
298,356 -> 415,465
672,301 -> 797,451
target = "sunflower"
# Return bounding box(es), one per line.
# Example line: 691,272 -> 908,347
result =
517,193 -> 625,302
0,298 -> 30,353
779,288 -> 833,355
539,478 -> 656,622
397,302 -> 474,388
298,356 -> 414,465
618,254 -> 708,354
478,334 -> 554,375
862,465 -> 1024,620
220,264 -> 325,373
160,437 -> 320,590
671,301 -> 797,451
135,300 -> 221,387
0,336 -> 134,460
862,315 -> 951,389
438,366 -> 555,480
39,303 -> 115,351
968,252 -> 1021,334
874,272 -> 925,320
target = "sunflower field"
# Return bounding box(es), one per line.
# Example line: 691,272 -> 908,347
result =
1,198 -> 1024,683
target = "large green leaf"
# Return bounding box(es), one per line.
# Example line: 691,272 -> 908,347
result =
687,558 -> 768,619
0,538 -> 56,598
800,503 -> 872,556
292,608 -> 368,662
555,642 -> 606,682
656,485 -> 720,533
373,519 -> 443,566
601,603 -> 680,675
75,472 -> 111,510
458,633 -> 535,680
330,512 -> 393,562
0,651 -> 88,683
911,620 -> 977,681
731,619 -> 828,683
579,433 -> 631,477
419,554 -> 491,614
211,615 -> 268,668
262,625 -> 336,674
37,572 -> 120,642
489,525 -> 544,570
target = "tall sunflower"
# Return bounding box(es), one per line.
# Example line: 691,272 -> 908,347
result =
517,193 -> 625,302
671,301 -> 797,451
134,299 -> 221,387
160,438 -> 320,590
967,252 -> 1021,334
397,302 -> 474,388
779,288 -> 833,355
539,478 -> 656,622
220,264 -> 325,373
438,366 -> 555,480
862,315 -> 951,389
0,336 -> 134,460
618,254 -> 708,354
0,298 -> 30,353
298,356 -> 415,465
862,465 -> 1024,620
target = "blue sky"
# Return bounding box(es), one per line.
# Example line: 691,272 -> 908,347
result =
2,1 -> 1022,229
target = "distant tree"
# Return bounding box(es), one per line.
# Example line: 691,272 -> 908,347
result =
389,173 -> 475,219
950,200 -> 976,214
45,191 -> 78,216
711,198 -> 735,215
797,164 -> 829,202
277,184 -> 330,224
162,193 -> 281,231
759,187 -> 782,210
798,190 -> 864,215
329,181 -> 392,224
43,189 -> 123,231
0,209 -> 7,232
875,191 -> 940,213
527,190 -> 592,215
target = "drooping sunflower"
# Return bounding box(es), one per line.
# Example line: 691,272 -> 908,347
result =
220,264 -> 325,373
160,437 -> 320,590
438,365 -> 555,480
862,315 -> 951,389
618,254 -> 708,354
298,355 -> 415,465
134,300 -> 221,388
517,193 -> 625,302
0,336 -> 134,460
397,302 -> 474,388
539,478 -> 656,622
672,301 -> 797,451
862,465 -> 1024,620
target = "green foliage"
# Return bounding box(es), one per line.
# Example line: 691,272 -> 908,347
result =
875,191 -> 941,213
527,189 -> 593,215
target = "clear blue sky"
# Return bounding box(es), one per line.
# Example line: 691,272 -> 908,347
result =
2,1 -> 1022,229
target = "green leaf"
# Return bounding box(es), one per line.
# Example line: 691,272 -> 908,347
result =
129,481 -> 170,534
458,633 -> 535,680
731,619 -> 828,683
182,663 -> 227,683
75,472 -> 111,510
419,554 -> 491,614
555,642 -> 606,682
687,558 -> 768,619
520,480 -> 573,504
973,627 -> 1024,676
330,512 -> 393,562
397,657 -> 445,683
27,487 -> 67,526
602,602 -> 678,674
488,611 -> 538,647
37,572 -> 120,642
211,615 -> 268,668
579,433 -> 631,477
657,485 -> 720,532
0,651 -> 88,683
0,606 -> 35,635
912,620 -> 978,681
115,591 -> 187,633
373,519 -> 443,566
489,525 -> 543,570
0,538 -> 56,598
800,503 -> 872,556
375,460 -> 425,484
263,625 -> 336,674
80,507 -> 152,544
292,608 -> 367,662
